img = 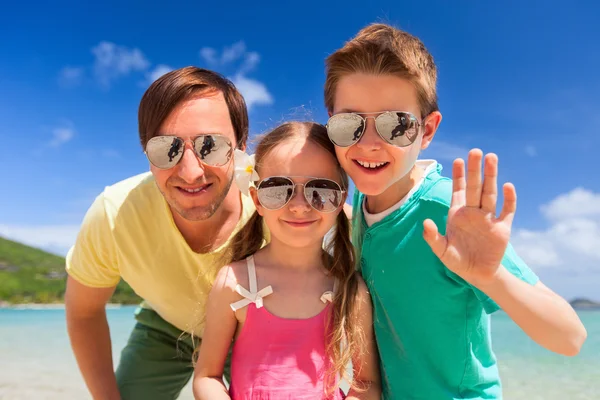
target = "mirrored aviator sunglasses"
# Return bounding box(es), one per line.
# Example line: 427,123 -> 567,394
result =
145,134 -> 233,169
256,176 -> 345,213
326,111 -> 423,148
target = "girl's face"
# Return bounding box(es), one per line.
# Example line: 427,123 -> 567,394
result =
251,136 -> 346,250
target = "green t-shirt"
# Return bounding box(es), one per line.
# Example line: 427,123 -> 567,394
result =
352,163 -> 538,399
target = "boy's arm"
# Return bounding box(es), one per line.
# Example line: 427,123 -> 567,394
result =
477,269 -> 586,356
346,277 -> 381,400
193,266 -> 239,400
423,149 -> 586,356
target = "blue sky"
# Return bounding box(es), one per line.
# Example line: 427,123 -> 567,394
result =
0,1 -> 598,299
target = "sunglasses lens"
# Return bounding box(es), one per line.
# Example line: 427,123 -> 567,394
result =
327,114 -> 365,147
305,179 -> 343,212
194,135 -> 233,166
257,177 -> 294,210
146,136 -> 184,169
376,112 -> 419,147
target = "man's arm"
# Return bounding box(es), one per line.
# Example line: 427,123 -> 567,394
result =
65,276 -> 121,400
479,271 -> 586,356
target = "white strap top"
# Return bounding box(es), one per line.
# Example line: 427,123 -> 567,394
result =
229,255 -> 337,312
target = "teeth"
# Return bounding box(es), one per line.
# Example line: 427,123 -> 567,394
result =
182,187 -> 202,193
357,160 -> 387,169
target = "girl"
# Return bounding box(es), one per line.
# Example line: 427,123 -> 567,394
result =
192,122 -> 380,399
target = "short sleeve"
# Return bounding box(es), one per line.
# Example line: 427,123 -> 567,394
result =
65,192 -> 121,287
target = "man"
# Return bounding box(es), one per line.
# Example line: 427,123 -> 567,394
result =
65,67 -> 258,399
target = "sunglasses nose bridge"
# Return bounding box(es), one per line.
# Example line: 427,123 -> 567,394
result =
176,144 -> 207,182
286,183 -> 311,211
355,116 -> 383,149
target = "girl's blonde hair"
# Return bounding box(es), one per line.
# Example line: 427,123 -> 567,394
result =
227,121 -> 364,393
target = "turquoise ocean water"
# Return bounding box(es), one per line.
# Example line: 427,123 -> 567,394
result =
0,307 -> 598,399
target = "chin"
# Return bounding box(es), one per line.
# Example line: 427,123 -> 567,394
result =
169,199 -> 218,221
352,179 -> 389,197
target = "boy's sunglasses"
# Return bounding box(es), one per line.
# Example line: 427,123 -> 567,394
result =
145,134 -> 233,169
326,111 -> 424,148
256,176 -> 345,213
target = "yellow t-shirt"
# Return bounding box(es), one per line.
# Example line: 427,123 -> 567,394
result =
66,172 -> 258,333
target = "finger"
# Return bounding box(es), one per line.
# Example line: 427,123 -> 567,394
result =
465,149 -> 483,208
451,158 -> 466,208
480,153 -> 498,214
499,182 -> 517,225
423,219 -> 448,260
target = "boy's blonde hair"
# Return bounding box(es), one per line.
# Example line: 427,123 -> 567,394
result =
324,23 -> 439,118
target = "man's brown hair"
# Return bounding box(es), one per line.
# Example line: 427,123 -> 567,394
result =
138,66 -> 249,149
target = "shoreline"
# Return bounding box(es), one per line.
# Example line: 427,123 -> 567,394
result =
0,303 -> 130,310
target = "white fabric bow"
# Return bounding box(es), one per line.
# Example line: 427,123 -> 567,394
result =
230,284 -> 274,311
320,291 -> 334,304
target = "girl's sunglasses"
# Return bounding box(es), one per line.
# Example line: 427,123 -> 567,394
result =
256,176 -> 345,213
326,111 -> 424,148
145,134 -> 233,169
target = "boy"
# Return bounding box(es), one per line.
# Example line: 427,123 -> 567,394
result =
324,24 -> 586,399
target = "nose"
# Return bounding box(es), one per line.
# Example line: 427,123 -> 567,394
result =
355,117 -> 383,151
176,144 -> 206,183
287,185 -> 311,213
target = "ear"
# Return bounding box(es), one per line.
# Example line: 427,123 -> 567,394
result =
249,186 -> 264,216
420,111 -> 442,150
342,201 -> 352,220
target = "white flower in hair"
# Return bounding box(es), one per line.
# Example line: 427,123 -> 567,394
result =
234,149 -> 259,195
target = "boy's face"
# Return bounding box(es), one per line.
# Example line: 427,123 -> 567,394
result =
331,73 -> 441,199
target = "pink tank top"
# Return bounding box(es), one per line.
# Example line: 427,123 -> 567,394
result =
228,256 -> 345,400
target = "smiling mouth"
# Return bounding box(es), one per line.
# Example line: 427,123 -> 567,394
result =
283,220 -> 317,227
354,160 -> 389,170
176,183 -> 212,194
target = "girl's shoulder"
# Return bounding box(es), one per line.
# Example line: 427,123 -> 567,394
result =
214,259 -> 251,294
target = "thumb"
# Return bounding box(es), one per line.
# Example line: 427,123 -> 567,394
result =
423,219 -> 447,260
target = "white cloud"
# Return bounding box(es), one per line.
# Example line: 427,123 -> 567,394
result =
199,41 -> 273,110
199,47 -> 218,65
91,41 -> 150,87
541,188 -> 600,221
525,145 -> 537,157
58,66 -> 84,86
231,73 -> 273,109
50,121 -> 75,147
200,41 -> 249,66
0,225 -> 80,256
421,140 -> 470,161
512,188 -> 600,273
221,41 -> 246,64
146,64 -> 173,84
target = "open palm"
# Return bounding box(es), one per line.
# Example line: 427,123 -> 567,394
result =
423,149 -> 516,288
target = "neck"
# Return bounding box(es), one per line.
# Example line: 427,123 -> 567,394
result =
259,238 -> 324,272
366,164 -> 424,214
171,187 -> 243,253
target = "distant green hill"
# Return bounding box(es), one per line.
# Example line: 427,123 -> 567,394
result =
0,236 -> 141,304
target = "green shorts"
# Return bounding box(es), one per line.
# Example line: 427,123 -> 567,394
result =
115,307 -> 230,400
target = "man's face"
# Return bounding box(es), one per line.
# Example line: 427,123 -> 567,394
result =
331,73 -> 437,198
149,91 -> 238,221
